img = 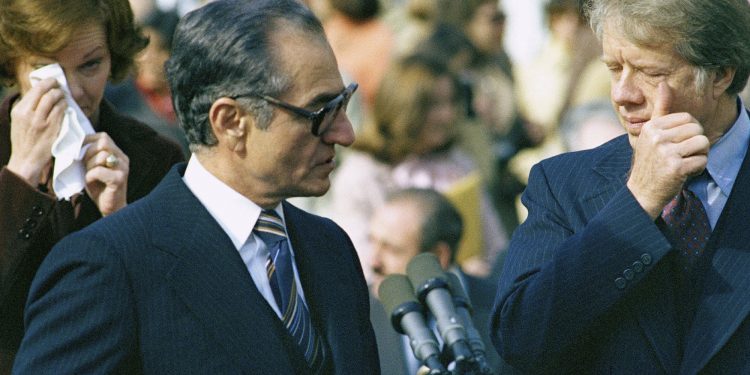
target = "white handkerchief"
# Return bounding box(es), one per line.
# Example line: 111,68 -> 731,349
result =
29,63 -> 95,200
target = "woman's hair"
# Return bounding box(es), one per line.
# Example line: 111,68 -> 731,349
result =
354,54 -> 458,164
0,0 -> 147,86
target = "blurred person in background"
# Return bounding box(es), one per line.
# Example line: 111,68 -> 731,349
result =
323,0 -> 395,121
106,8 -> 190,155
384,0 -> 441,57
326,55 -> 507,282
0,0 -> 184,372
510,0 -> 609,189
368,187 -> 511,374
129,0 -> 157,22
410,24 -> 528,255
559,99 -> 625,152
434,0 -> 543,234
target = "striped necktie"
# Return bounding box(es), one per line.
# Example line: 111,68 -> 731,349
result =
254,209 -> 327,373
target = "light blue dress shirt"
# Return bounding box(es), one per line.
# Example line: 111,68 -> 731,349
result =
687,98 -> 750,229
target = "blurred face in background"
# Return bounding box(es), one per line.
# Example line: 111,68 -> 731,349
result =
369,200 -> 423,293
412,75 -> 458,155
549,9 -> 580,47
136,26 -> 170,92
466,1 -> 506,56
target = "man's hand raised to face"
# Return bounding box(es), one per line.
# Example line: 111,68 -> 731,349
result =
627,81 -> 710,219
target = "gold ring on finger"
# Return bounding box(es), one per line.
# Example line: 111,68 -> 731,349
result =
104,153 -> 119,169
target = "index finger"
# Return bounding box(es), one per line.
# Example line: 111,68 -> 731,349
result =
652,81 -> 672,119
16,78 -> 60,110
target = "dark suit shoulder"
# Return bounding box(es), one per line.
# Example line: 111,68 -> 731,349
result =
528,135 -> 631,202
463,273 -> 497,308
63,165 -> 185,250
537,135 -> 629,176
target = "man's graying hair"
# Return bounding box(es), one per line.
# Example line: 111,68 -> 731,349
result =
165,0 -> 326,149
387,188 -> 463,264
585,0 -> 750,95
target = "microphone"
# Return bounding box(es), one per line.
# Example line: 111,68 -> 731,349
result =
379,274 -> 449,375
406,253 -> 474,371
445,272 -> 495,375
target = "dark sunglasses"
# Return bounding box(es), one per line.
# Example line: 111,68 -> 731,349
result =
232,83 -> 358,136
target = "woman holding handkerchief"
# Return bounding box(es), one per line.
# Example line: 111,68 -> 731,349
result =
0,0 -> 184,371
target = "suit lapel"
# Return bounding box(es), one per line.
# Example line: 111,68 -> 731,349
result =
590,138 -> 681,372
152,168 -> 303,372
284,202 -> 364,373
681,143 -> 750,372
587,137 -> 631,204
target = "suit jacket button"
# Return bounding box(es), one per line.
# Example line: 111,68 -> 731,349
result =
24,218 -> 37,229
632,261 -> 644,273
623,268 -> 635,280
32,205 -> 44,217
615,277 -> 627,289
640,253 -> 652,265
18,228 -> 31,240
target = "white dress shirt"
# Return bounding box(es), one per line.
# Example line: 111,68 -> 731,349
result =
182,154 -> 307,318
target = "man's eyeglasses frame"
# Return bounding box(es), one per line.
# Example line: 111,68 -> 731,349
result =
231,83 -> 358,136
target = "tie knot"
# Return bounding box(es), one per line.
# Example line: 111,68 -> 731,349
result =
254,209 -> 286,243
661,188 -> 701,222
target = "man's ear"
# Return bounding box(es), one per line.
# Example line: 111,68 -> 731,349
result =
712,66 -> 736,99
430,242 -> 453,270
209,97 -> 252,153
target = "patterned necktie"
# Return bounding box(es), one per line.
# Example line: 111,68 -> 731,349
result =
254,209 -> 327,373
660,187 -> 711,272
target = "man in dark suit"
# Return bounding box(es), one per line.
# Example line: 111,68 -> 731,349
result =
367,187 -> 513,374
491,0 -> 750,373
12,1 -> 379,374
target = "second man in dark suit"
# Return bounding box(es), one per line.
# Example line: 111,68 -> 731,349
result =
491,0 -> 750,373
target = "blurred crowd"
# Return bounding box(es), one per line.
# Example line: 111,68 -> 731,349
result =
299,0 -> 621,283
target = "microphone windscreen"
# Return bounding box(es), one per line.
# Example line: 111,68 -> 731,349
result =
379,274 -> 418,316
406,253 -> 446,292
445,272 -> 473,311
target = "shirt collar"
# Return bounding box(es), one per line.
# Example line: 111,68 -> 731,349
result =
704,97 -> 750,196
182,154 -> 284,249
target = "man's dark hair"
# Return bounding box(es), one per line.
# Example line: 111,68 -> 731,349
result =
166,0 -> 326,148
